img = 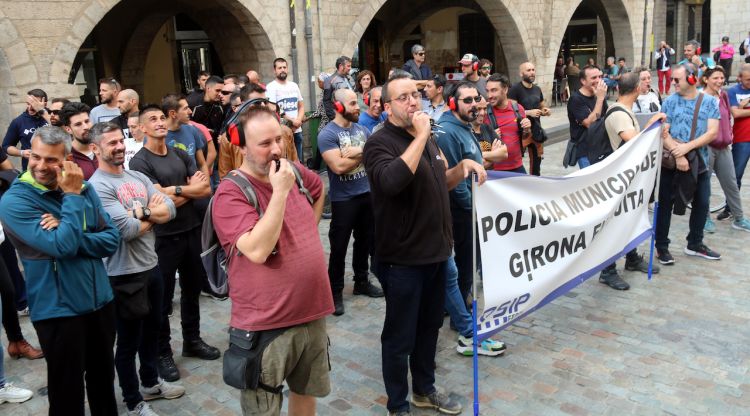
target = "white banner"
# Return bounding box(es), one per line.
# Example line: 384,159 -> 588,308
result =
475,124 -> 662,340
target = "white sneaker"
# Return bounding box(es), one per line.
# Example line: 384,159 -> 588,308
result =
0,382 -> 33,404
127,401 -> 159,416
17,307 -> 29,317
140,379 -> 185,401
456,335 -> 507,356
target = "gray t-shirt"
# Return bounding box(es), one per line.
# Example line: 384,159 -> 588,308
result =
89,169 -> 176,276
89,105 -> 121,124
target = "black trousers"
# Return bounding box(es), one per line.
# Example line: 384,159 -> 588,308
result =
377,262 -> 446,412
33,302 -> 117,416
114,267 -> 164,410
451,207 -> 475,303
328,193 -> 374,295
155,227 -> 204,357
0,252 -> 23,342
1,239 -> 27,310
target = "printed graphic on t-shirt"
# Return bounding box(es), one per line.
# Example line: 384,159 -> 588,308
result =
116,181 -> 148,209
337,128 -> 367,181
168,139 -> 196,157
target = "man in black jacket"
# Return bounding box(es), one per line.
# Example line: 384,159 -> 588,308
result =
363,73 -> 485,416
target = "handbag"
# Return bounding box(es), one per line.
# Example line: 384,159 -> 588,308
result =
110,271 -> 150,320
663,93 -> 704,170
562,138 -> 578,168
223,326 -> 286,391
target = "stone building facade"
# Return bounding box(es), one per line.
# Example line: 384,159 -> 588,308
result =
0,0 -> 741,132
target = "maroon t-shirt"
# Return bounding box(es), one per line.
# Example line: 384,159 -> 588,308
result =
70,148 -> 99,180
212,163 -> 333,331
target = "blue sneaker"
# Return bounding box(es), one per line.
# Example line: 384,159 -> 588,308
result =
704,216 -> 716,233
456,335 -> 506,356
732,217 -> 750,232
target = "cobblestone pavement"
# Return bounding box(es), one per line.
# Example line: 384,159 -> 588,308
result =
4,124 -> 750,415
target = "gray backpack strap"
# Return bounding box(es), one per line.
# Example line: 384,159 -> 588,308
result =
224,170 -> 261,216
288,163 -> 314,205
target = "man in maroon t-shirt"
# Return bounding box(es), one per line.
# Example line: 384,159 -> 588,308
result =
60,102 -> 98,179
212,106 -> 331,416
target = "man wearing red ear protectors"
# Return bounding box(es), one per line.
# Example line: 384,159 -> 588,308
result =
458,53 -> 488,98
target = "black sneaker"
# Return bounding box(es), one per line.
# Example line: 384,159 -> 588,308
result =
182,339 -> 220,360
598,268 -> 630,290
656,248 -> 675,265
684,244 -> 721,260
353,280 -> 384,298
716,208 -> 732,221
157,355 -> 180,382
332,294 -> 345,316
624,253 -> 660,274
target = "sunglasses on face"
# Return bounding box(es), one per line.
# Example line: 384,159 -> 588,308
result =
459,96 -> 482,104
416,52 -> 425,56
49,110 -> 61,115
481,66 -> 491,70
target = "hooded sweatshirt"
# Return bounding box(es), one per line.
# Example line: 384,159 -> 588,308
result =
435,111 -> 483,211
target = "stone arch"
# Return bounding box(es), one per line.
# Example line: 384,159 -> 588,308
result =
0,9 -> 42,123
47,0 -> 280,86
340,0 -> 532,81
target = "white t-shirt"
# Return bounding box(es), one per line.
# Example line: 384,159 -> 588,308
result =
89,105 -> 120,124
266,80 -> 304,133
633,91 -> 661,114
124,138 -> 144,170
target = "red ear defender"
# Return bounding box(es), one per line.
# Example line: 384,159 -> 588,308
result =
448,96 -> 456,111
472,61 -> 479,72
333,99 -> 344,114
227,122 -> 245,147
364,92 -> 370,106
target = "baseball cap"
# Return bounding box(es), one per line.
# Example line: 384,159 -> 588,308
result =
458,54 -> 478,65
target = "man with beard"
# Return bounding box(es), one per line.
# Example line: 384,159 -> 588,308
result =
323,56 -> 355,121
88,122 -> 183,416
422,75 -> 447,121
2,89 -> 49,171
60,102 -> 98,180
318,89 -> 383,316
508,62 -> 551,176
47,98 -> 70,127
266,58 -> 305,163
358,87 -> 387,132
129,105 -> 218,383
458,54 -> 487,98
113,89 -> 140,138
90,78 -> 121,124
0,125 -> 120,415
363,74 -> 486,415
485,73 -> 532,174
435,82 -> 485,310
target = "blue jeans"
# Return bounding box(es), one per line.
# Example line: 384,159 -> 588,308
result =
656,169 -> 711,250
577,156 -> 591,169
293,132 -> 304,164
444,256 -> 472,338
376,262 -> 445,412
732,141 -> 750,189
114,267 -> 164,410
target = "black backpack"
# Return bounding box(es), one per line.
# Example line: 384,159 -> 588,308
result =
584,106 -> 630,164
200,166 -> 313,297
486,100 -> 523,137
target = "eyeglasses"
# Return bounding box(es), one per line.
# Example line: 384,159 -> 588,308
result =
220,90 -> 233,95
388,91 -> 421,104
460,96 -> 482,104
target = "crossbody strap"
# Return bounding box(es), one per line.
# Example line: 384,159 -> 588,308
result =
689,93 -> 704,142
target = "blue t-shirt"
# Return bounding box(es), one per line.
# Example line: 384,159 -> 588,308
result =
166,124 -> 206,160
358,112 -> 385,133
661,92 -> 720,165
728,83 -> 750,107
317,122 -> 370,201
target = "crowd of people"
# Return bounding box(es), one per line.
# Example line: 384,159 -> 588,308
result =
0,35 -> 748,416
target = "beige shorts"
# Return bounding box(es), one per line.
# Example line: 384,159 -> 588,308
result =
240,318 -> 331,415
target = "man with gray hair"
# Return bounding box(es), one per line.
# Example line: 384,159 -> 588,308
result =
403,44 -> 432,92
88,121 -> 184,416
0,125 -> 121,415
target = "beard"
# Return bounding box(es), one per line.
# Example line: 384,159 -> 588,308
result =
277,72 -> 287,81
76,132 -> 92,145
458,107 -> 478,123
101,95 -> 113,105
522,75 -> 535,84
343,109 -> 360,123
104,150 -> 125,166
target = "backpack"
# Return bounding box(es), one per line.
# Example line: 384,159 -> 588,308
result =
486,100 -> 525,149
200,166 -> 314,297
584,106 -> 630,164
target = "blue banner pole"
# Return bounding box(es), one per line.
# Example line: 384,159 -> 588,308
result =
648,125 -> 664,281
471,174 -> 479,415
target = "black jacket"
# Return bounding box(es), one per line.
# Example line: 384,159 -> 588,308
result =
363,121 -> 453,265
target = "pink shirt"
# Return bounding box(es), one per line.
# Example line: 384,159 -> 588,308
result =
712,44 -> 735,60
212,164 -> 333,331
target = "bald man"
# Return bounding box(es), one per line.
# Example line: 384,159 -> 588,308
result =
114,89 -> 140,138
246,70 -> 260,85
507,62 -> 550,175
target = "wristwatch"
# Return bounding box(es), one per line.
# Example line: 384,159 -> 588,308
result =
175,185 -> 183,196
142,207 -> 151,220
